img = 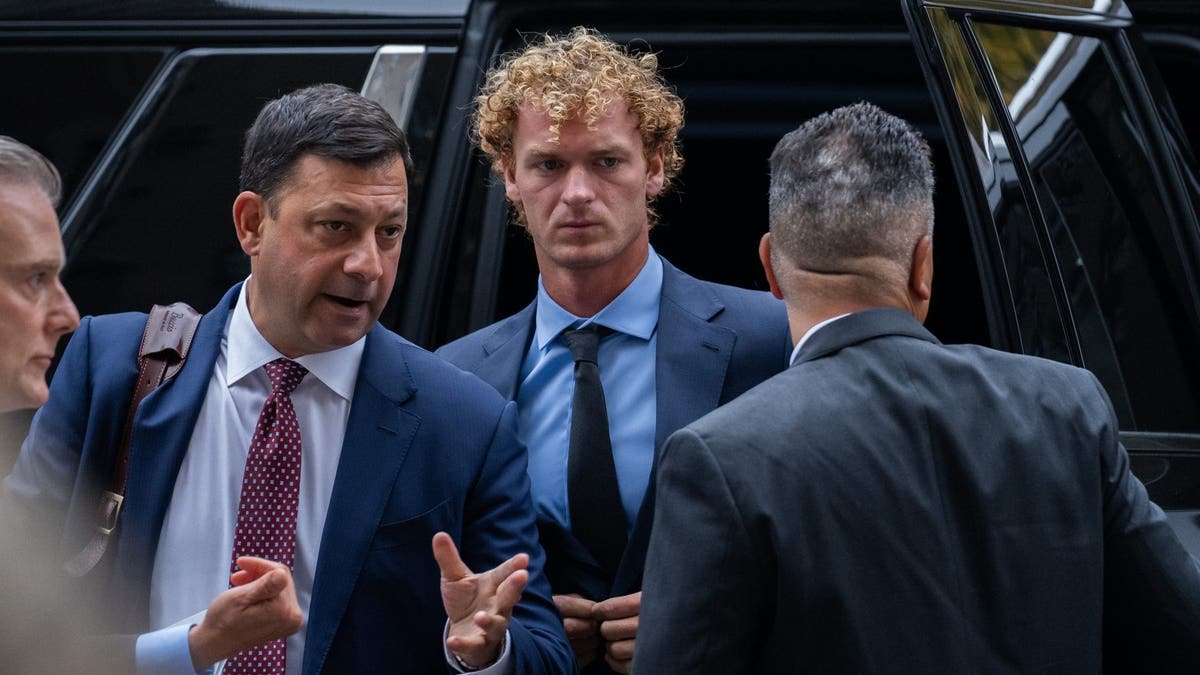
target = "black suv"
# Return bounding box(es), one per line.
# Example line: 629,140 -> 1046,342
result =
2,0 -> 1198,554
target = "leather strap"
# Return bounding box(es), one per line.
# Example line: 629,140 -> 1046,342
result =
63,302 -> 202,577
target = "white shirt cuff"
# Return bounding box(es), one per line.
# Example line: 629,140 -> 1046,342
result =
442,620 -> 513,674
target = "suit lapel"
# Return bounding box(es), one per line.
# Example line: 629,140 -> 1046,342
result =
115,284 -> 238,624
652,260 -> 735,451
615,260 -> 735,594
302,327 -> 419,675
469,301 -> 536,400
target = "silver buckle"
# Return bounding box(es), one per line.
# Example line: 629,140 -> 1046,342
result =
98,491 -> 124,536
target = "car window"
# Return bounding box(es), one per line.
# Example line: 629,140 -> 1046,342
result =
0,47 -> 166,207
970,20 -> 1200,433
923,9 -> 1074,363
60,48 -> 378,320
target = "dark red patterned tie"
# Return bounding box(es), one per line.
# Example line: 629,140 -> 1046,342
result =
225,358 -> 307,675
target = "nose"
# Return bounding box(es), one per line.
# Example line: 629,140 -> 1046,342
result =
344,233 -> 384,281
561,165 -> 596,206
47,279 -> 79,338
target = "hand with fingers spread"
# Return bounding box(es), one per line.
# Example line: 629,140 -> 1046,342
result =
187,556 -> 304,671
554,593 -> 602,667
593,591 -> 640,674
432,531 -> 529,670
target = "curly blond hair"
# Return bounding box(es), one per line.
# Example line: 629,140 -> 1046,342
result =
474,27 -> 685,209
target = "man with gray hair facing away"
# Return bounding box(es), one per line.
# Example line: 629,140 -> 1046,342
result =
634,102 -> 1200,673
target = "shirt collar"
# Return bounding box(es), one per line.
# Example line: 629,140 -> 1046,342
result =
789,312 -> 852,366
226,279 -> 365,401
533,245 -> 663,350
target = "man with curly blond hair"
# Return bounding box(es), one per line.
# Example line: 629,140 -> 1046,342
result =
438,27 -> 790,674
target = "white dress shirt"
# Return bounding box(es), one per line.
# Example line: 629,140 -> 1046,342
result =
148,281 -> 359,674
139,281 -> 511,674
789,313 -> 852,366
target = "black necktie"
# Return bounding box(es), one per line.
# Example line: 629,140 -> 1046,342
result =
563,325 -> 627,578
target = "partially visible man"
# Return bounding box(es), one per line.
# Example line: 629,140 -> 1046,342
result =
0,134 -> 85,672
0,139 -> 299,675
437,28 -> 790,674
634,103 -> 1200,673
6,85 -> 571,674
0,135 -> 79,412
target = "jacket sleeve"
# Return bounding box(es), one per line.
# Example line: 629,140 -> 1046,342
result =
461,400 -> 574,674
633,427 -> 767,675
1093,371 -> 1200,671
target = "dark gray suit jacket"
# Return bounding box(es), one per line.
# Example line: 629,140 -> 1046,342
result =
635,308 -> 1200,674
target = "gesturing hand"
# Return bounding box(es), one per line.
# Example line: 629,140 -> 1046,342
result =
432,531 -> 529,670
594,591 -> 641,674
554,593 -> 601,667
188,557 -> 304,671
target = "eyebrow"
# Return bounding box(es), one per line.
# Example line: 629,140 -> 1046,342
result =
523,145 -> 631,159
1,258 -> 61,277
313,202 -> 406,221
589,145 -> 628,156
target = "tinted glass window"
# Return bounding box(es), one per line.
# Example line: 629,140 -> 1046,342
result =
61,48 -> 376,319
1146,37 -> 1200,157
926,9 -> 1072,361
0,48 -> 165,205
973,22 -> 1200,432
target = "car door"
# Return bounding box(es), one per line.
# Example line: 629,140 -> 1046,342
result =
0,2 -> 464,473
903,0 -> 1200,555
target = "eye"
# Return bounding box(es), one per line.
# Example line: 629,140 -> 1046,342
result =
599,157 -> 621,169
28,272 -> 47,290
324,221 -> 349,232
536,159 -> 561,172
379,225 -> 404,239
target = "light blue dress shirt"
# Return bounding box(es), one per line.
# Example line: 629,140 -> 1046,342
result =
517,248 -> 662,535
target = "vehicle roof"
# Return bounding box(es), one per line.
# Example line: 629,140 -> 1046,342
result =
0,0 -> 1193,25
0,0 -> 470,21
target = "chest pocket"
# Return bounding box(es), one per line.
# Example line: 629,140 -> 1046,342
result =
369,498 -> 457,552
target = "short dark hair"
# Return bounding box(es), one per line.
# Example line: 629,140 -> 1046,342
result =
768,102 -> 933,272
239,83 -> 413,210
0,136 -> 62,207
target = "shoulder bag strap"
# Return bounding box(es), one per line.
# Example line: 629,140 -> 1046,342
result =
63,302 -> 202,577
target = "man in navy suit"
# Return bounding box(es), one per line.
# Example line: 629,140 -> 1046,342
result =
6,84 -> 572,674
436,28 -> 789,674
634,103 -> 1200,673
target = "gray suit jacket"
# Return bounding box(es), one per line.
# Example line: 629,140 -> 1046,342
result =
635,308 -> 1200,674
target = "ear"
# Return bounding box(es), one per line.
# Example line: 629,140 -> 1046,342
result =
908,234 -> 934,322
503,160 -> 522,205
645,148 -> 665,198
759,233 -> 785,300
233,191 -> 268,257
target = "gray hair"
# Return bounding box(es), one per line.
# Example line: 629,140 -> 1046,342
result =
0,136 -> 62,208
768,102 -> 933,274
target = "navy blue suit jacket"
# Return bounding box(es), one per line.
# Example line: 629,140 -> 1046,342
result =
636,308 -> 1200,674
436,257 -> 790,601
8,283 -> 573,674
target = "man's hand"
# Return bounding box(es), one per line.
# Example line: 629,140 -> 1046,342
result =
433,531 -> 529,670
187,557 -> 303,671
593,591 -> 640,674
554,594 -> 602,667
